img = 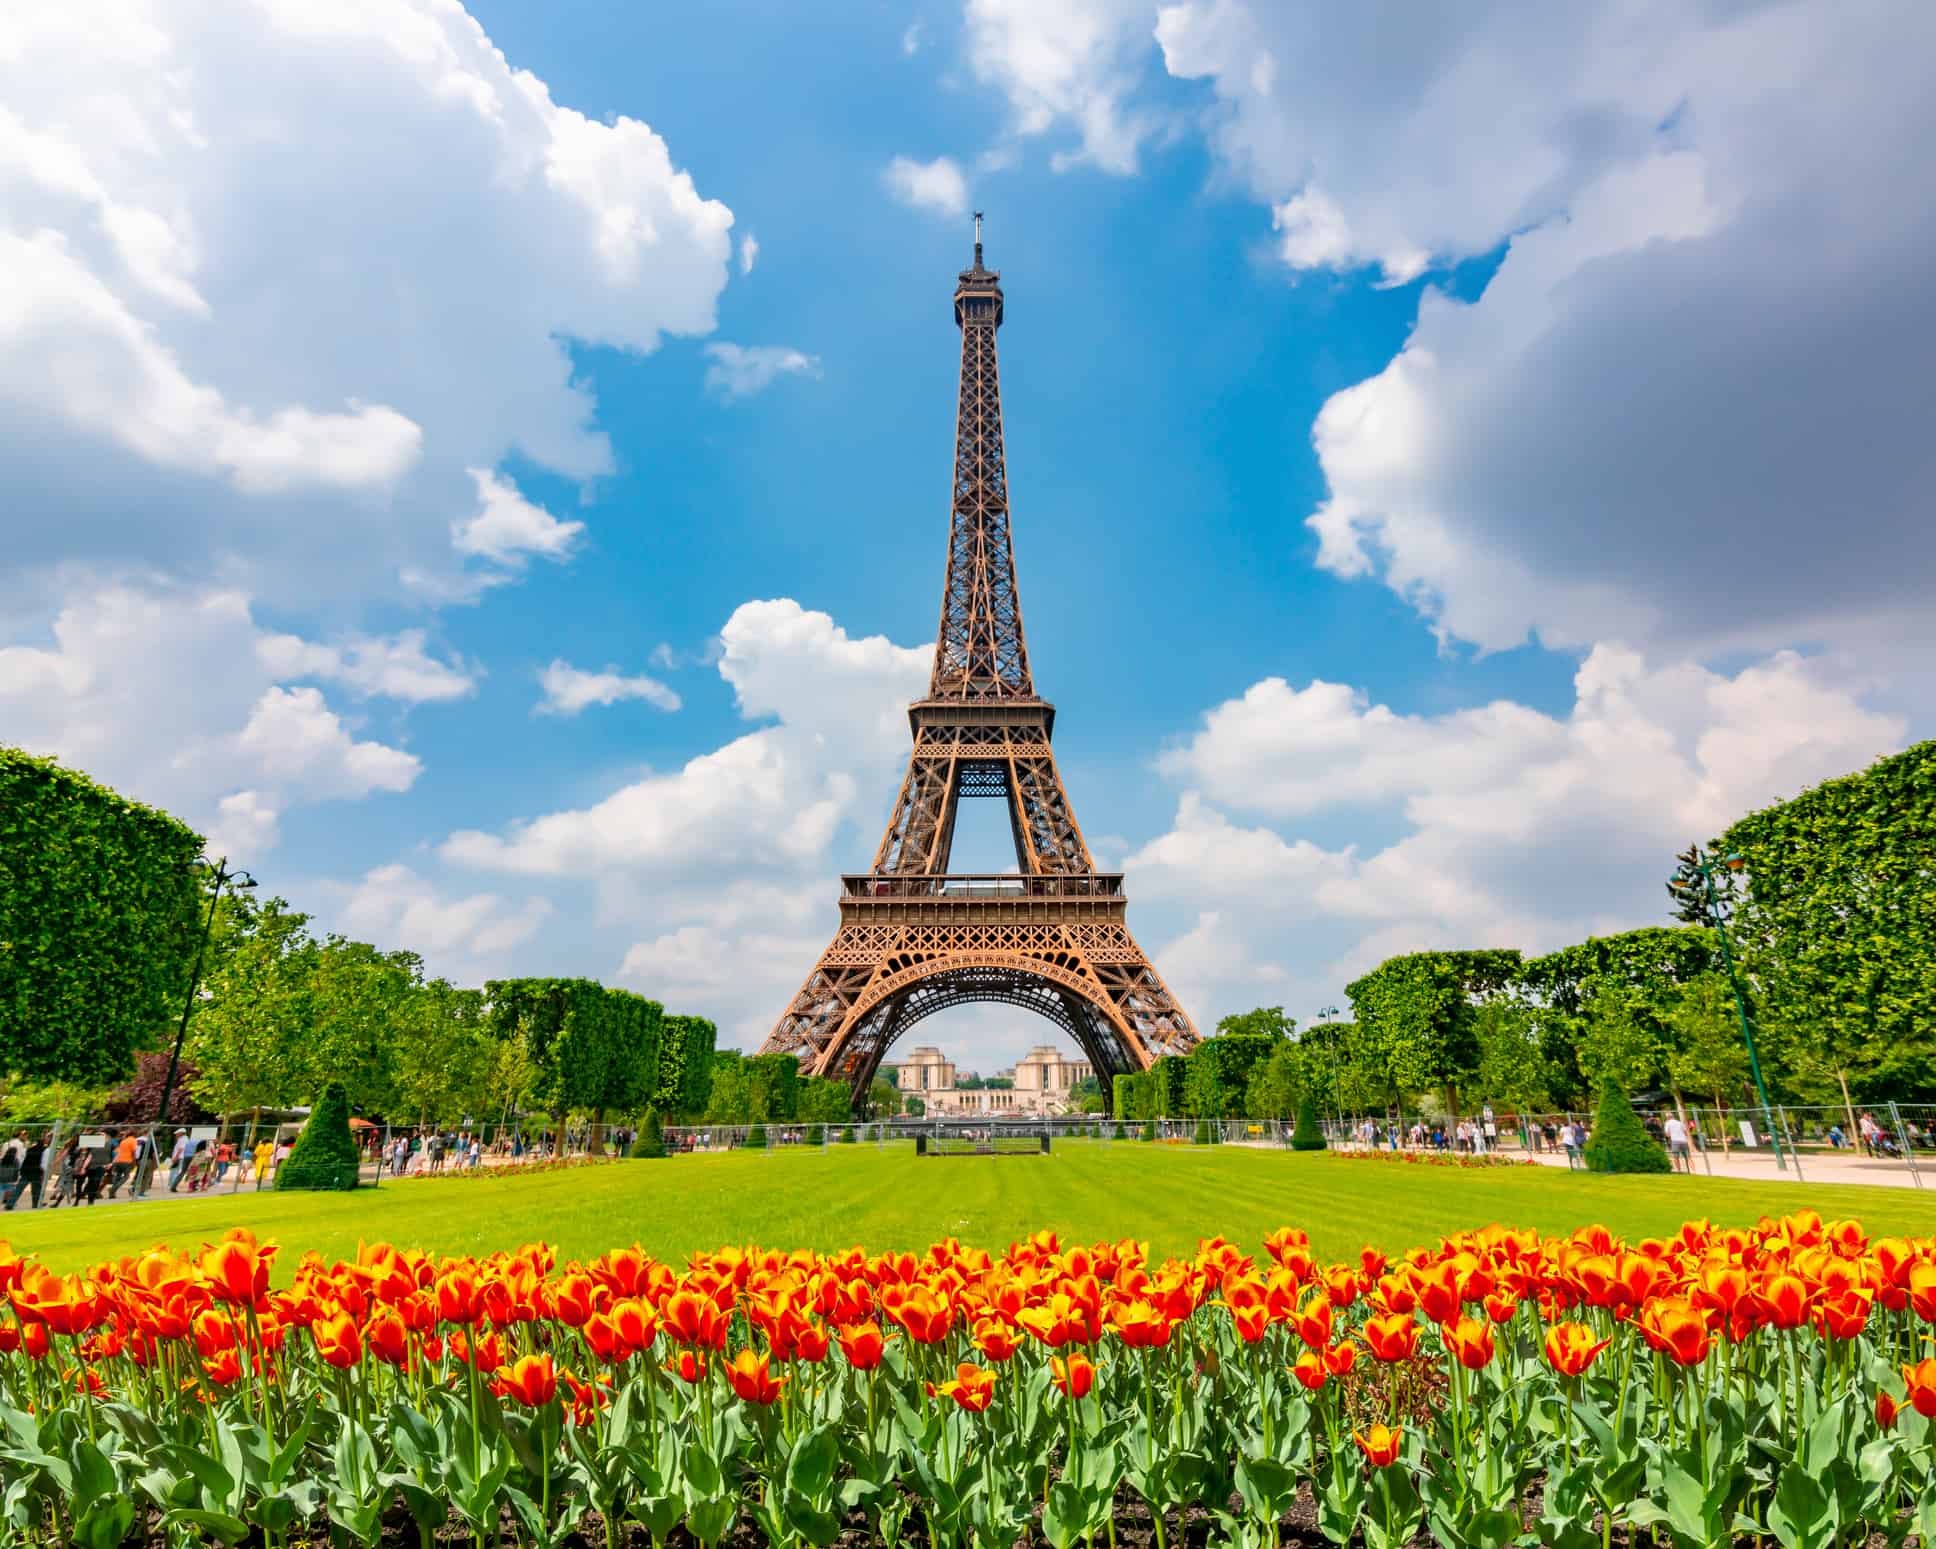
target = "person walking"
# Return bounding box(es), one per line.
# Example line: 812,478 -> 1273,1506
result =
49,1140 -> 87,1206
166,1129 -> 192,1192
1664,1112 -> 1693,1173
2,1132 -> 44,1211
1563,1120 -> 1585,1170
108,1131 -> 138,1196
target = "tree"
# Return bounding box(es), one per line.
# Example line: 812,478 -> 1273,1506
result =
744,1053 -> 800,1123
1215,1006 -> 1296,1041
388,980 -> 492,1127
1473,1000 -> 1552,1113
1,749 -> 204,1085
867,1078 -> 903,1118
904,1096 -> 925,1117
633,1109 -> 665,1158
276,1080 -> 360,1190
1148,1055 -> 1188,1118
653,1015 -> 718,1121
1244,1042 -> 1304,1119
1709,742 -> 1936,1103
1519,928 -> 1715,1102
305,937 -> 422,1111
1666,974 -> 1752,1112
103,1051 -> 213,1125
1347,950 -> 1522,1113
797,1077 -> 852,1125
184,897 -> 319,1117
484,978 -> 664,1134
480,1035 -> 536,1130
705,1053 -> 750,1123
1583,1079 -> 1670,1174
1575,981 -> 1674,1097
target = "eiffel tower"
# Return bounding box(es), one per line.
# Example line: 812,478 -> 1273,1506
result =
760,221 -> 1199,1106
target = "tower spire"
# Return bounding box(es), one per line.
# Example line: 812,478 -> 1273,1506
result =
935,226 -> 1028,698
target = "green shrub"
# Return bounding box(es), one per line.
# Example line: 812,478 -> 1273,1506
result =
1142,1120 -> 1157,1142
1193,1118 -> 1212,1146
838,1125 -> 857,1144
275,1082 -> 360,1191
631,1109 -> 665,1159
743,1122 -> 768,1150
1290,1093 -> 1328,1152
1583,1080 -> 1671,1174
1112,1121 -> 1126,1140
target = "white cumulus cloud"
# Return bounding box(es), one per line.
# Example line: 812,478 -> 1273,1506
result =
0,585 -> 434,856
703,343 -> 822,401
883,155 -> 971,217
537,660 -> 682,716
0,0 -> 733,607
451,468 -> 586,569
1133,644 -> 1907,1025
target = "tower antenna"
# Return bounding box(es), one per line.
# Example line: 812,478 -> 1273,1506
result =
973,210 -> 983,266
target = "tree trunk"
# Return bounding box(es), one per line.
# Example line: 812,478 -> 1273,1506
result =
1837,1069 -> 1858,1152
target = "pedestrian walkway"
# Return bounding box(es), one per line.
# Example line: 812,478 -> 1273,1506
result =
1517,1144 -> 1925,1191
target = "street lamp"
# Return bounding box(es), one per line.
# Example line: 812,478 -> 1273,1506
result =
1667,846 -> 1786,1172
1315,1005 -> 1343,1130
154,856 -> 256,1126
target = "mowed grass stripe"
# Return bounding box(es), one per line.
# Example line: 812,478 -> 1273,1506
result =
9,1143 -> 1936,1278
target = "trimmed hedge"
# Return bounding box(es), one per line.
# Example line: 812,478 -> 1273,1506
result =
1,749 -> 204,1085
484,978 -> 662,1123
1290,1093 -> 1328,1151
743,1122 -> 768,1150
632,1110 -> 665,1159
276,1082 -> 360,1191
1584,1079 -> 1671,1174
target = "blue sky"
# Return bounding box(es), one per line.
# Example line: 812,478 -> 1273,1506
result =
3,0 -> 1929,1071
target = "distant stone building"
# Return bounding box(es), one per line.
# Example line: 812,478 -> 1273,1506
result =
887,1044 -> 1092,1116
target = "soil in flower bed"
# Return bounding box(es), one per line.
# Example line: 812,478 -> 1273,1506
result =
93,1488 -> 1915,1549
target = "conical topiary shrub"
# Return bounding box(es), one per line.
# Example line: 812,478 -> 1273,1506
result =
276,1081 -> 360,1190
1290,1093 -> 1328,1152
632,1109 -> 665,1159
1142,1119 -> 1157,1142
1112,1121 -> 1126,1140
1193,1117 -> 1212,1145
839,1125 -> 857,1144
743,1122 -> 768,1150
1583,1079 -> 1671,1174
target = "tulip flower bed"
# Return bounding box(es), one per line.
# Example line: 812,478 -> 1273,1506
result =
1330,1152 -> 1539,1170
421,1159 -> 621,1184
3,1211 -> 1934,1549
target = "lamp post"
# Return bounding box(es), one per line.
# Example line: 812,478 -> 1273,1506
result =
154,856 -> 256,1126
1316,1005 -> 1343,1131
1667,848 -> 1786,1172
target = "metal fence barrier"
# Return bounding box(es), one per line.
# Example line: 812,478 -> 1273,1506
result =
7,1098 -> 1928,1214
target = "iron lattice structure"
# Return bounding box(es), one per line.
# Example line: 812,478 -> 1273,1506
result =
760,230 -> 1199,1106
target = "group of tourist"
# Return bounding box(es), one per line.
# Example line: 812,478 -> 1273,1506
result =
379,1124 -> 629,1176
0,1126 -> 293,1210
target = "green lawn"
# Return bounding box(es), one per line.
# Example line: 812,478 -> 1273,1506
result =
8,1142 -> 1934,1278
